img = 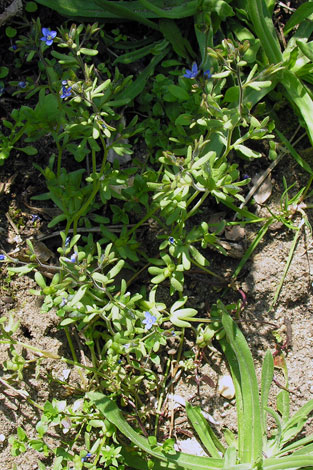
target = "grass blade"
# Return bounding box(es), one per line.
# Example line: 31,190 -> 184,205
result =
220,312 -> 263,464
264,455 -> 313,469
270,219 -> 304,310
108,47 -> 169,106
261,350 -> 274,437
281,398 -> 313,446
159,19 -> 192,60
185,402 -> 225,458
232,218 -> 272,279
94,0 -> 160,29
137,0 -> 198,19
88,392 -> 224,470
281,70 -> 313,145
276,129 -> 313,176
247,0 -> 282,64
284,2 -> 313,35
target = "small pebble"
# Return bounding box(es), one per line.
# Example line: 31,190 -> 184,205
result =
218,375 -> 235,399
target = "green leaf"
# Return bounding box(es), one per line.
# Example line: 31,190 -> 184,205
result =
92,272 -> 109,285
7,264 -> 35,275
168,84 -> 190,101
261,350 -> 274,435
48,213 -> 67,228
189,245 -> 207,266
159,18 -> 192,59
186,402 -> 225,458
108,47 -> 169,106
51,51 -> 77,65
284,2 -> 313,35
5,26 -> 17,38
276,129 -> 313,175
223,86 -> 239,103
222,447 -> 236,469
264,455 -> 313,469
170,275 -> 183,292
281,398 -> 313,446
220,311 -> 263,464
93,79 -> 111,94
26,1 -> 38,12
246,80 -> 272,90
136,0 -> 198,19
68,285 -> 87,306
113,42 -> 159,65
80,47 -> 98,56
247,0 -> 282,65
0,66 -> 9,78
276,389 -> 290,424
175,114 -> 193,126
234,144 -> 261,158
35,271 -> 47,289
18,146 -> 38,156
296,40 -> 313,64
60,318 -> 77,326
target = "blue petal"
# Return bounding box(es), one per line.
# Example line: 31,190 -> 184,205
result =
191,62 -> 198,75
183,70 -> 192,78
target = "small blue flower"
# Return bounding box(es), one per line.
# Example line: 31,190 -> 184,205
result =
81,453 -> 92,462
204,69 -> 212,79
61,80 -> 68,86
60,297 -> 67,307
0,254 -> 6,261
11,44 -> 17,51
184,62 -> 199,79
169,237 -> 175,245
31,214 -> 41,222
18,81 -> 26,88
40,27 -> 57,46
70,252 -> 78,263
64,252 -> 78,263
142,311 -> 157,331
65,236 -> 71,247
60,85 -> 72,99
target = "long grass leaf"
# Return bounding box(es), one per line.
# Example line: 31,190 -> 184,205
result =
284,3 -> 313,35
247,0 -> 282,64
219,334 -> 244,457
276,129 -> 313,175
88,392 -> 224,470
159,19 -> 192,60
94,0 -> 159,28
261,350 -> 274,437
275,433 -> 313,456
281,398 -> 313,446
221,313 -> 263,464
264,455 -> 313,469
107,47 -> 169,106
137,0 -> 198,19
185,402 -> 225,458
270,220 -> 304,309
232,219 -> 272,279
281,70 -> 313,146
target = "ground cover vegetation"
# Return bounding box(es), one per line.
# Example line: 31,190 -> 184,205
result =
1,0 -> 313,469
